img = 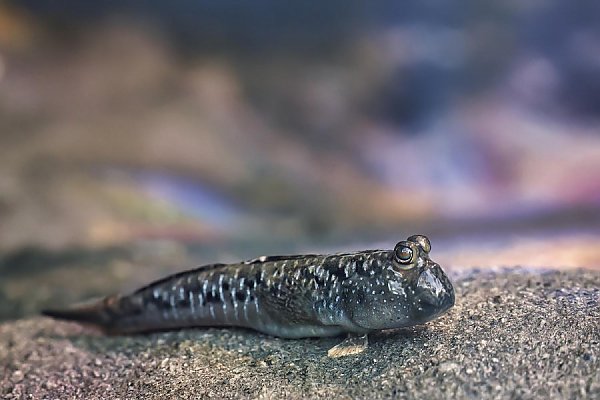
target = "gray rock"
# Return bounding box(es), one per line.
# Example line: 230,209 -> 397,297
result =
1,267 -> 599,399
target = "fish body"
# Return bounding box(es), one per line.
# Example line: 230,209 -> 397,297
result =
43,235 -> 454,338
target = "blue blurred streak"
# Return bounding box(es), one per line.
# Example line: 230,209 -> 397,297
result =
132,171 -> 243,228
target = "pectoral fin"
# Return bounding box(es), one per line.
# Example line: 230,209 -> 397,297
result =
327,334 -> 369,358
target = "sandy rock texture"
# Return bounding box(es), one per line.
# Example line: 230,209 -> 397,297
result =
1,268 -> 599,399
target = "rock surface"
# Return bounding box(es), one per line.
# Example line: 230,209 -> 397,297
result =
1,268 -> 599,399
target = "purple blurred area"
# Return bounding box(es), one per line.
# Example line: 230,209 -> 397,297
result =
1,1 -> 600,269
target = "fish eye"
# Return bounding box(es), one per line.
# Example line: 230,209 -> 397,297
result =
407,234 -> 431,253
393,241 -> 419,269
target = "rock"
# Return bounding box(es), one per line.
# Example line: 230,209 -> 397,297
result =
0,268 -> 599,399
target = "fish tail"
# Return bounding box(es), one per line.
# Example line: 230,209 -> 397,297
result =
41,295 -> 123,332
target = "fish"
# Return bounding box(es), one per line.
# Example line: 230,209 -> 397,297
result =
42,235 -> 454,356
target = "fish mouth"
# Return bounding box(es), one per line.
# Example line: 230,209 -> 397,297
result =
416,267 -> 455,319
411,292 -> 454,324
419,289 -> 455,314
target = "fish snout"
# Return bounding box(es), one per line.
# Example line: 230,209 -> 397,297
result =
416,267 -> 455,314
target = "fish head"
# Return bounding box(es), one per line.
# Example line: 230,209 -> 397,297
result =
347,235 -> 455,331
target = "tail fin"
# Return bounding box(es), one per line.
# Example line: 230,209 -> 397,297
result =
41,296 -> 121,331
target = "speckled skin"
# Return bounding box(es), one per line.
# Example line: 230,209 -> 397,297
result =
43,235 -> 454,338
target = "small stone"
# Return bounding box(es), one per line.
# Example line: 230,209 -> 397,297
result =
12,370 -> 24,382
438,362 -> 459,373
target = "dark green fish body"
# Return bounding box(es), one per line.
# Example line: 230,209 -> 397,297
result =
43,235 -> 454,338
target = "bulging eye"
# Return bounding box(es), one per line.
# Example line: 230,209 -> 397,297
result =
394,241 -> 419,268
407,234 -> 431,253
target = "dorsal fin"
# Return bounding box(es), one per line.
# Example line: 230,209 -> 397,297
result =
242,254 -> 319,264
132,254 -> 320,296
132,262 -> 228,295
242,250 -> 386,265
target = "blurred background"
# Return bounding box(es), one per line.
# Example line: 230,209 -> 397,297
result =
1,1 -> 599,320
